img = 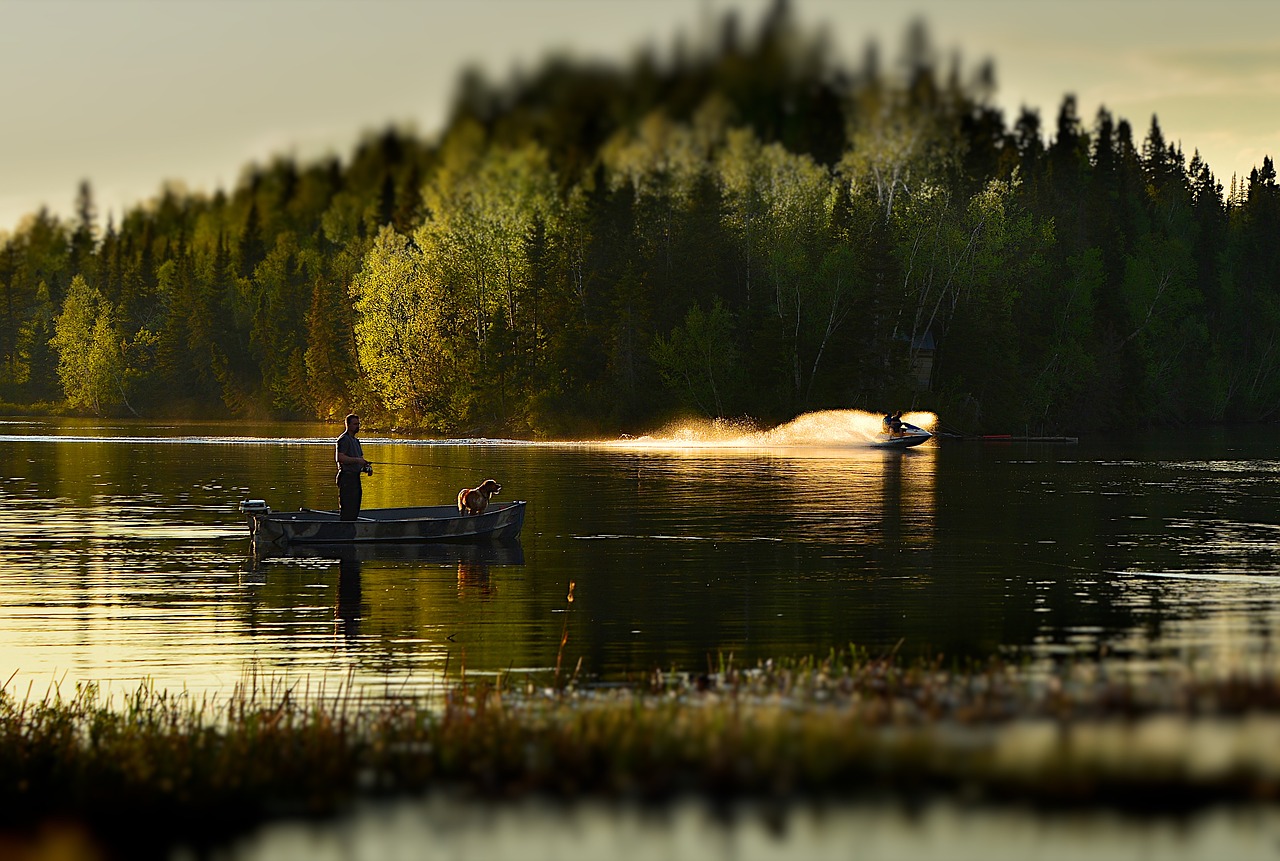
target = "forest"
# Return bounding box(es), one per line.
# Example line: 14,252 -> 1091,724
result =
1,2 -> 1277,436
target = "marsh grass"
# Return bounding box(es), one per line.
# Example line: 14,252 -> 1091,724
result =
5,651 -> 1280,852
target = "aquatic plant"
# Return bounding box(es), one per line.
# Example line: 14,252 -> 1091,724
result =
4,650 -> 1280,854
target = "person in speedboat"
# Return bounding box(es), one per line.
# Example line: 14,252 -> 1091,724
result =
883,410 -> 905,437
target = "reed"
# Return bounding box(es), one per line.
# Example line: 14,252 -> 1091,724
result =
5,650 -> 1280,852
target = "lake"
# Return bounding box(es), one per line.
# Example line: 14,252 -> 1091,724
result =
1,411 -> 1278,701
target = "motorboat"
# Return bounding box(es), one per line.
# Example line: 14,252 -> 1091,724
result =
240,500 -> 526,547
873,421 -> 933,449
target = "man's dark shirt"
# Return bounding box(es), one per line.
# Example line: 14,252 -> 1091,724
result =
336,431 -> 364,474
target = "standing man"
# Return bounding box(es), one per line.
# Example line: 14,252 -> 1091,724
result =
335,413 -> 372,521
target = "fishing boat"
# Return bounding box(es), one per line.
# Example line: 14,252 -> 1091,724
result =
873,421 -> 933,449
240,499 -> 526,547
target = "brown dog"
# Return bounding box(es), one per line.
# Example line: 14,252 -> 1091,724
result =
457,479 -> 501,516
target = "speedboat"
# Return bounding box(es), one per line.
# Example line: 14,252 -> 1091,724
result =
873,421 -> 933,449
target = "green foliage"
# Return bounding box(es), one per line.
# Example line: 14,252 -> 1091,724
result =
12,281 -> 58,399
0,5 -> 1276,432
411,136 -> 560,430
652,299 -> 740,415
50,275 -> 126,414
351,227 -> 453,427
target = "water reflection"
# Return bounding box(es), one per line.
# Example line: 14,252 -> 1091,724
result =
250,541 -> 527,639
580,444 -> 937,548
1,418 -> 1280,699
255,541 -> 526,566
457,557 -> 494,600
338,553 -> 363,640
250,540 -> 526,648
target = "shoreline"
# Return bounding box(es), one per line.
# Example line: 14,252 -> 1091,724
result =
6,654 -> 1280,856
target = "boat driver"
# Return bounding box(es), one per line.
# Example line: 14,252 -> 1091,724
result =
335,413 -> 373,521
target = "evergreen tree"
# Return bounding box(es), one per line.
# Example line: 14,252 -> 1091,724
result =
0,7 -> 1274,433
69,180 -> 97,280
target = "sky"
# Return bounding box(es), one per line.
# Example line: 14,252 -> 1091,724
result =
2,0 -> 1279,233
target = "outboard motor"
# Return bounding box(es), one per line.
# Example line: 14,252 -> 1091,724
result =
239,500 -> 271,538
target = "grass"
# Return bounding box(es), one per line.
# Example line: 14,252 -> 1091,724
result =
5,651 -> 1280,854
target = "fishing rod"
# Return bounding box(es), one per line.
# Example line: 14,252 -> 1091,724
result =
363,461 -> 481,473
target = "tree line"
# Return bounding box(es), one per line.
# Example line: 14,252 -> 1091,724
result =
2,4 -> 1278,435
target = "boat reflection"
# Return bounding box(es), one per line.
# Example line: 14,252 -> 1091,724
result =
253,540 -> 525,567
250,540 -> 525,638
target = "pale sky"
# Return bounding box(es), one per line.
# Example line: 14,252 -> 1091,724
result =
2,0 -> 1278,233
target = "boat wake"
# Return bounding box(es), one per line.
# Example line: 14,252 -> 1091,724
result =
614,410 -> 937,449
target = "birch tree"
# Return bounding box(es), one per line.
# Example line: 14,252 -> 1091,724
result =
350,227 -> 451,425
50,275 -> 127,414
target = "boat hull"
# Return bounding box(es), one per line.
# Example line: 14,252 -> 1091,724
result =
245,501 -> 526,547
873,422 -> 933,449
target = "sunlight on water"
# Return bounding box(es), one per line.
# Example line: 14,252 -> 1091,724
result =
0,409 -> 941,452
612,410 -> 937,449
3,419 -> 1280,702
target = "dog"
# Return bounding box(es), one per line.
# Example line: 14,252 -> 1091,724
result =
457,479 -> 502,516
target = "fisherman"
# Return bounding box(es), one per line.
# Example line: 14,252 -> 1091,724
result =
335,413 -> 373,521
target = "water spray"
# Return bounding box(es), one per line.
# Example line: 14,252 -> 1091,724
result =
614,410 -> 938,449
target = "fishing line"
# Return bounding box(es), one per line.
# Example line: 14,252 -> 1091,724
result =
366,461 -> 467,471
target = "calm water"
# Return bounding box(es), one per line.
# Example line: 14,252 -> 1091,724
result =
1,413 -> 1279,699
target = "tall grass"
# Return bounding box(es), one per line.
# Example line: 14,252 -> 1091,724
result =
4,650 -> 1280,851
